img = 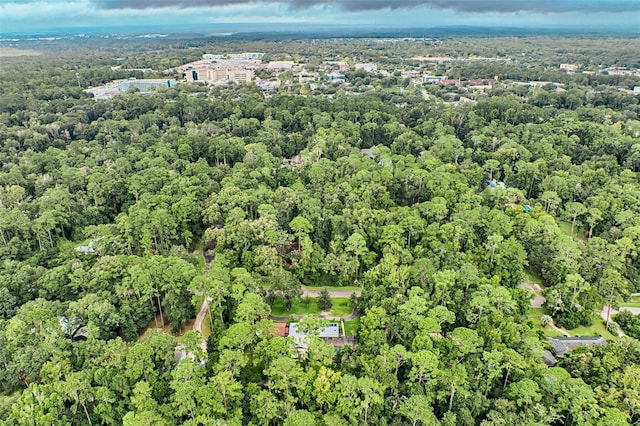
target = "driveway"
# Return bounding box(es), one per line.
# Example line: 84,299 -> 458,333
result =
519,281 -> 546,308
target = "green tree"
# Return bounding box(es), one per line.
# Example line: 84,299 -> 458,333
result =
317,288 -> 332,311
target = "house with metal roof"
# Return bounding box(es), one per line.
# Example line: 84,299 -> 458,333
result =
549,336 -> 607,357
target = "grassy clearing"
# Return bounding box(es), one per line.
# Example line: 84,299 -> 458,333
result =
556,219 -> 587,241
529,307 -> 545,316
568,317 -> 616,340
200,311 -> 212,341
524,269 -> 543,285
137,315 -> 193,341
271,299 -> 321,316
270,297 -> 352,317
622,295 -> 640,307
527,308 -> 565,337
329,298 -> 353,317
526,308 -> 616,339
137,296 -> 204,342
343,318 -> 360,336
534,324 -> 566,337
302,285 -> 362,292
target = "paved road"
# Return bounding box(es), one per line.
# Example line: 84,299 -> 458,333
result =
302,287 -> 361,298
601,305 -> 640,338
620,306 -> 640,315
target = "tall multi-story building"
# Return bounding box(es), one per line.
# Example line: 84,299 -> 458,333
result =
183,63 -> 255,83
182,55 -> 260,84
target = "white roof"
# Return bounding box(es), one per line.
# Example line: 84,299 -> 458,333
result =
288,322 -> 340,348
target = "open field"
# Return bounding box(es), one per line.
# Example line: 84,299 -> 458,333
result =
527,307 -> 616,339
270,297 -> 352,317
344,318 -> 360,336
556,219 -> 587,241
527,308 -> 565,337
569,317 -> 616,340
302,285 -> 362,292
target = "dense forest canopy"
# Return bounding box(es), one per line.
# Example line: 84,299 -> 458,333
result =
0,34 -> 639,425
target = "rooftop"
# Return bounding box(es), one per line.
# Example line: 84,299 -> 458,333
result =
288,322 -> 340,348
272,322 -> 289,337
549,336 -> 607,356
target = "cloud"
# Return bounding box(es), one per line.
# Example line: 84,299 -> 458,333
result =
95,0 -> 640,13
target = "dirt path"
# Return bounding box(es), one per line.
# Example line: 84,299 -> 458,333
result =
193,297 -> 212,352
301,287 -> 361,298
519,281 -> 546,308
193,297 -> 212,333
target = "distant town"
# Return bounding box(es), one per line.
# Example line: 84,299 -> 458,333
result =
85,47 -> 640,101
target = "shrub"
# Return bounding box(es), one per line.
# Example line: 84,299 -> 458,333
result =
614,310 -> 640,339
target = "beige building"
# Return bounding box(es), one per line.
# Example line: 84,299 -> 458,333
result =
183,62 -> 255,84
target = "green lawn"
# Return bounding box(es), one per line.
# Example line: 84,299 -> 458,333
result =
534,324 -> 566,337
270,297 -> 353,318
524,269 -> 543,285
568,317 -> 616,340
622,295 -> 640,307
528,307 -> 545,316
344,318 -> 360,336
329,298 -> 354,317
556,219 -> 587,241
302,285 -> 362,292
527,308 -> 565,337
526,308 -> 617,339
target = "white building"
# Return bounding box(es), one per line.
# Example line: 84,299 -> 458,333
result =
85,78 -> 177,100
560,64 -> 578,72
355,63 -> 377,73
267,61 -> 295,70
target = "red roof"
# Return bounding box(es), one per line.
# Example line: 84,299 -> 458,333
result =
272,323 -> 289,337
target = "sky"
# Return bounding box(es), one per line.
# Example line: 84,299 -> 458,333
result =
1,0 -> 639,34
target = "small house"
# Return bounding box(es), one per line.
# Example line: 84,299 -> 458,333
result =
548,336 -> 607,357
